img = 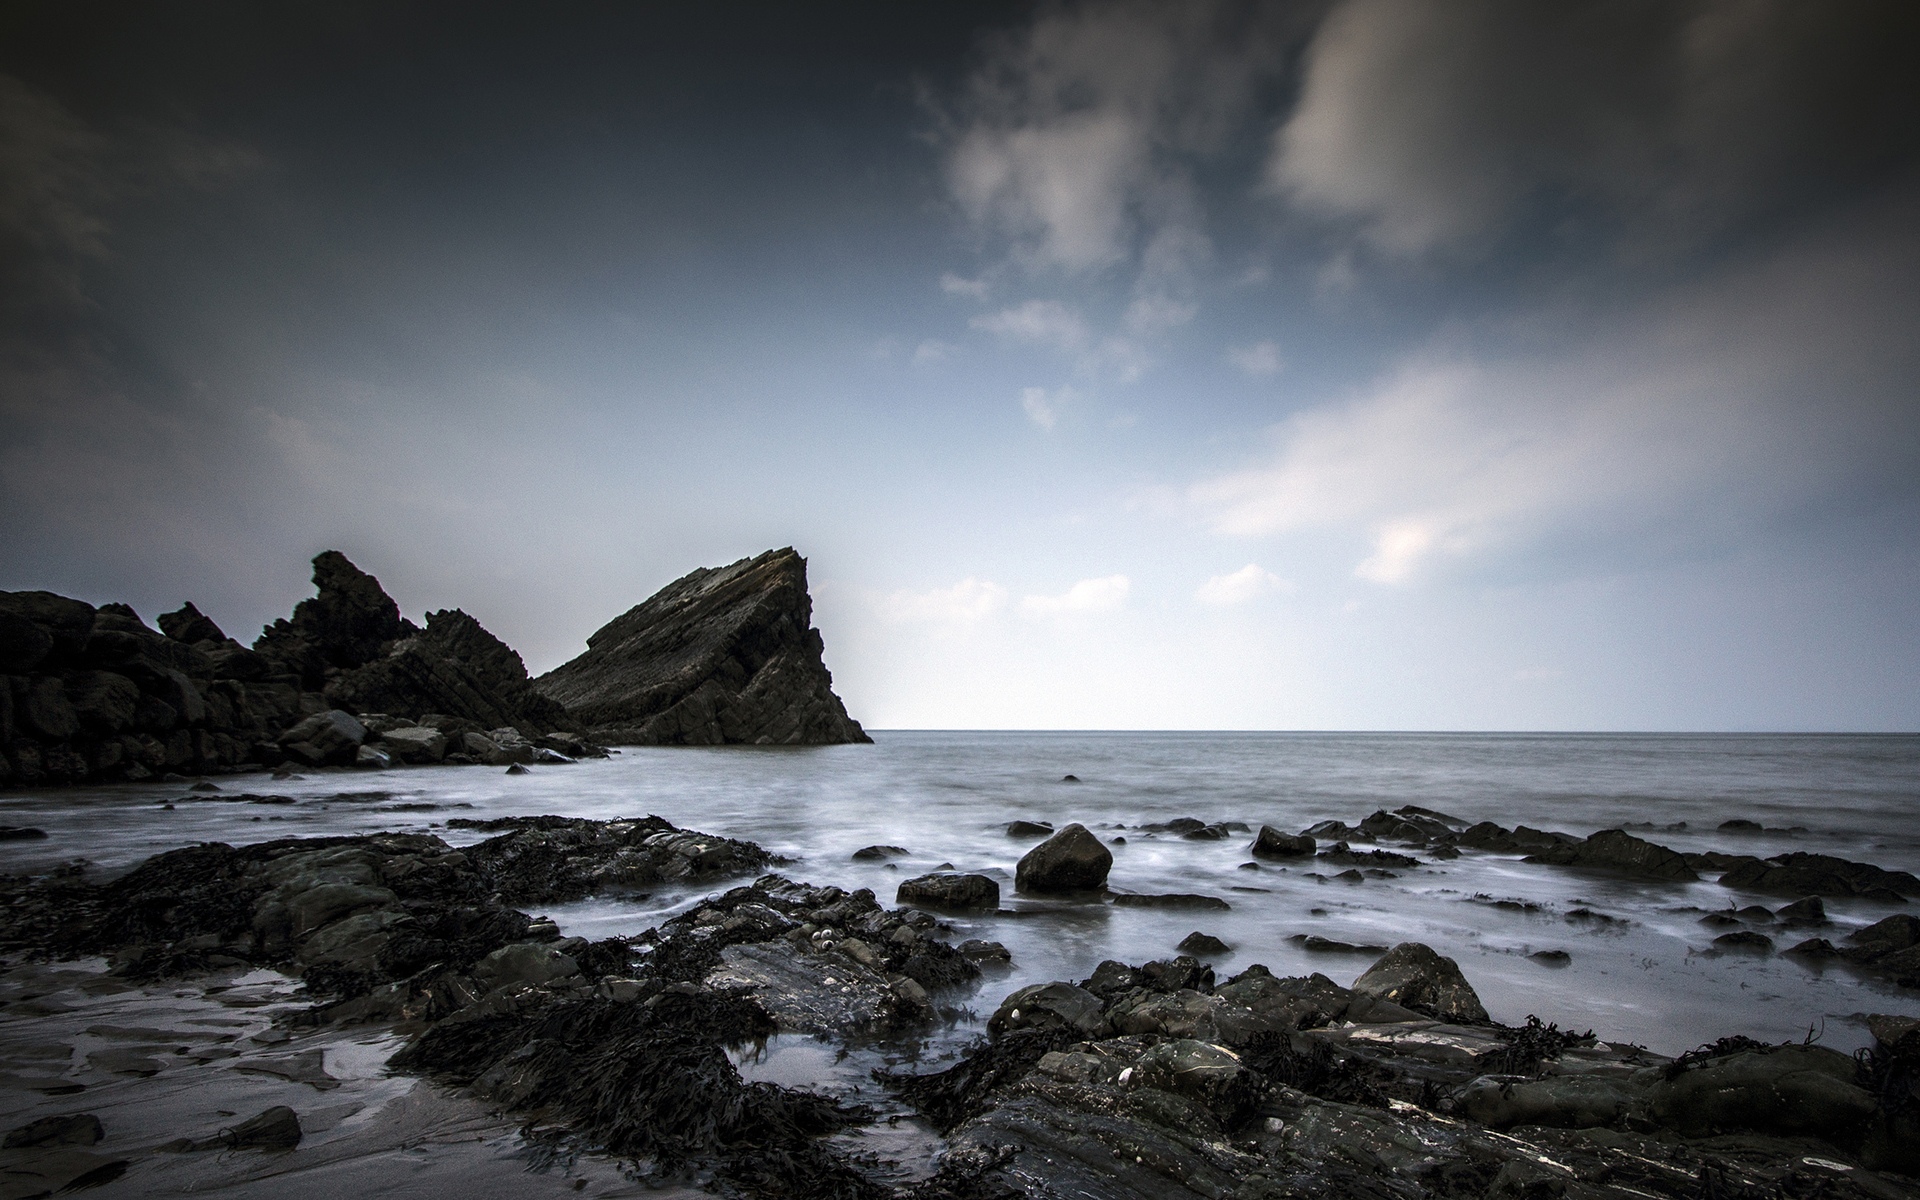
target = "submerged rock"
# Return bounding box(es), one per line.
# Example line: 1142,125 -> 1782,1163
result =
1525,828 -> 1699,881
896,872 -> 1000,910
1250,826 -> 1315,858
532,547 -> 869,745
1720,851 -> 1919,901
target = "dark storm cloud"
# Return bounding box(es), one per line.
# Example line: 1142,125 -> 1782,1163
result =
1270,0 -> 1920,256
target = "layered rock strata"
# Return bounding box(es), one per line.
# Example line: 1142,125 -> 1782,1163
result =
532,547 -> 869,745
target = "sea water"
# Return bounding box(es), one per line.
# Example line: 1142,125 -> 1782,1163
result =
4,731 -> 1918,1059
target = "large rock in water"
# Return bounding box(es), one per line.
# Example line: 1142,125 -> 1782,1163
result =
531,548 -> 869,745
1015,823 -> 1112,893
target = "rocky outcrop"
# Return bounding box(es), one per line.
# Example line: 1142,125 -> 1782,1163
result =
257,553 -> 565,736
2,590 -> 303,785
1524,828 -> 1699,881
532,548 -> 869,745
1,551 -> 592,787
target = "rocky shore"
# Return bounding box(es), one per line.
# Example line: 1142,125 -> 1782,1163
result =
3,807 -> 1917,1199
0,546 -> 869,789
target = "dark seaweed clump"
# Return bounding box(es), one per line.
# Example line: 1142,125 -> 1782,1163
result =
395,988 -> 883,1197
1476,1014 -> 1594,1078
1238,1030 -> 1389,1109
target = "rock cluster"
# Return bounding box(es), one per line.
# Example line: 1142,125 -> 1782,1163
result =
0,814 -> 762,1017
1,553 -> 597,787
3,545 -> 876,785
531,547 -> 870,745
889,945 -> 1920,1199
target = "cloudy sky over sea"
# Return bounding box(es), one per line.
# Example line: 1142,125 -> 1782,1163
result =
4,2 -> 1917,730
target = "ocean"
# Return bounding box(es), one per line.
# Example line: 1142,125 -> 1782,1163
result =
4,731 -> 1918,1058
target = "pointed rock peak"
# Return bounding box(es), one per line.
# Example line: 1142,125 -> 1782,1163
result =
254,550 -> 407,679
535,547 -> 869,745
422,607 -> 531,691
159,600 -> 227,644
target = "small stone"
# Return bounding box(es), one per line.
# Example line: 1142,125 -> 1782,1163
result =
1529,949 -> 1572,966
504,763 -> 530,775
1178,931 -> 1231,955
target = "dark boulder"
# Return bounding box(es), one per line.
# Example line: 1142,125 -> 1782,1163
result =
533,548 -> 868,745
1015,823 -> 1112,893
1525,828 -> 1698,881
1351,942 -> 1490,1023
1178,931 -> 1230,955
1111,893 -> 1230,911
988,981 -> 1110,1039
1250,826 -> 1315,858
897,873 -> 1000,910
1648,1044 -> 1875,1142
0,607 -> 55,673
279,709 -> 366,766
0,591 -> 96,661
1005,820 -> 1054,837
1719,851 -> 1919,900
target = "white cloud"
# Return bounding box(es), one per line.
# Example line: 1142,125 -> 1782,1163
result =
1020,384 -> 1078,430
970,300 -> 1088,350
940,5 -> 1290,273
1228,340 -> 1283,376
1196,563 -> 1293,606
939,272 -> 990,299
912,339 -> 958,366
1123,293 -> 1197,338
949,111 -> 1146,272
1021,575 -> 1131,616
877,578 -> 1009,626
1190,196 -> 1920,585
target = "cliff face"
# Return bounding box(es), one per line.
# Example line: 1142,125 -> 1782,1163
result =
532,548 -> 870,745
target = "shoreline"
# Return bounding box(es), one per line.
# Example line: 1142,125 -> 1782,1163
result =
3,811 -> 1918,1198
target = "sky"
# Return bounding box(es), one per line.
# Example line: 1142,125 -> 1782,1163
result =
3,1 -> 1917,731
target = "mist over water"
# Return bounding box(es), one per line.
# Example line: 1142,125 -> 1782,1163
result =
4,732 -> 1917,1057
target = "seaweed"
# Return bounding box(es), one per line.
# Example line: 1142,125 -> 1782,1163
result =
1664,1035 -> 1773,1079
1239,1030 -> 1390,1109
393,991 -> 880,1198
1477,1015 -> 1593,1078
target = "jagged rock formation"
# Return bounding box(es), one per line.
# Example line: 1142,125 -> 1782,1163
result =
2,589 -> 305,785
253,553 -> 564,735
533,548 -> 870,745
1,551 -> 575,785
